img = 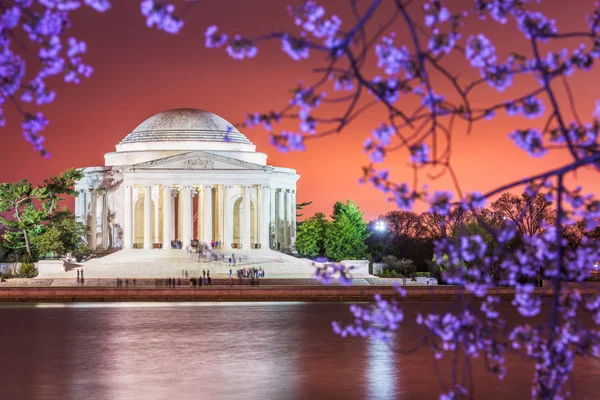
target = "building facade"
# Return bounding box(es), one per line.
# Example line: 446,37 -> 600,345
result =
74,108 -> 299,252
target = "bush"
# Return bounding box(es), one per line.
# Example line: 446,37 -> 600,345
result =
1,270 -> 14,280
414,272 -> 431,278
17,255 -> 38,278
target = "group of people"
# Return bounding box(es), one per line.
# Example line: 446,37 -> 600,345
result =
235,267 -> 264,279
116,278 -> 137,287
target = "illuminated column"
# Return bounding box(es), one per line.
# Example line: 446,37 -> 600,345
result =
242,185 -> 251,249
197,186 -> 203,241
285,189 -> 293,248
75,190 -> 85,223
290,190 -> 296,248
89,190 -> 97,250
153,185 -> 160,244
163,185 -> 172,250
223,185 -> 233,250
277,189 -> 285,250
182,186 -> 192,249
177,189 -> 183,240
171,189 -> 177,239
143,185 -> 152,249
101,190 -> 108,249
270,186 -> 276,249
261,185 -> 270,248
123,185 -> 133,249
203,185 -> 213,244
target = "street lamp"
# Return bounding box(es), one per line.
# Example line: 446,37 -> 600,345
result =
375,220 -> 386,232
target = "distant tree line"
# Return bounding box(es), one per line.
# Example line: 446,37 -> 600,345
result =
297,192 -> 600,277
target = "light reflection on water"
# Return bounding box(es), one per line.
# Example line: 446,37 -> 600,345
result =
0,302 -> 597,400
367,337 -> 397,399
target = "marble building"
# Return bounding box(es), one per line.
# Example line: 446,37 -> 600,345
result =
74,108 -> 299,252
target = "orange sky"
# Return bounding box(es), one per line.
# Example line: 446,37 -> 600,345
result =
0,0 -> 598,221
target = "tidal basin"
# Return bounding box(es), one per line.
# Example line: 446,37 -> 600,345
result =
0,301 -> 598,400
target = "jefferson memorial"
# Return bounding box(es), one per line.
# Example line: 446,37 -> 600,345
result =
74,108 -> 298,253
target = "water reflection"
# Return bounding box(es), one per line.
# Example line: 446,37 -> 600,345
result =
0,302 -> 598,400
367,337 -> 397,399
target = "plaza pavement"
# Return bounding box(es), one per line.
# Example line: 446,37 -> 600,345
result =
35,248 -> 361,280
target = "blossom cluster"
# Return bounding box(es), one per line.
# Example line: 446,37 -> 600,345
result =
0,0 -> 117,157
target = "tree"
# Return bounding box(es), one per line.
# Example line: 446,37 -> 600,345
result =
420,204 -> 468,239
295,212 -> 328,257
365,211 -> 433,271
31,210 -> 89,260
0,170 -> 83,259
0,180 -> 47,257
324,200 -> 369,261
382,255 -> 416,277
491,192 -> 553,237
296,200 -> 313,220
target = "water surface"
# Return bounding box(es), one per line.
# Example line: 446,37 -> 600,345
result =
0,302 -> 597,400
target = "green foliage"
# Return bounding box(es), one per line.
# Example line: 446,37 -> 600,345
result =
0,169 -> 83,259
414,272 -> 431,278
31,210 -> 89,260
17,262 -> 38,278
295,212 -> 328,257
324,200 -> 370,261
296,200 -> 313,219
16,255 -> 38,278
31,225 -> 64,256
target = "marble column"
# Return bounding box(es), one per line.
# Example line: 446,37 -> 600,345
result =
223,185 -> 233,250
242,185 -> 251,249
182,186 -> 192,249
143,185 -> 152,250
203,185 -> 213,244
153,185 -> 160,244
75,190 -> 85,223
261,185 -> 270,248
89,190 -> 97,250
84,189 -> 92,226
285,190 -> 293,248
171,189 -> 177,239
290,190 -> 296,248
277,189 -> 285,250
217,185 -> 223,245
123,185 -> 133,249
101,190 -> 108,249
163,185 -> 172,250
177,189 -> 183,240
270,186 -> 276,249
197,187 -> 203,241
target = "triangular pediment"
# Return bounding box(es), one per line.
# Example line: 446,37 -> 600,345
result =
127,151 -> 270,171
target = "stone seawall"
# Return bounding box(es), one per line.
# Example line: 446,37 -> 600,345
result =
0,286 -> 590,302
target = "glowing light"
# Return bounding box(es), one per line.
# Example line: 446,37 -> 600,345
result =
375,220 -> 386,232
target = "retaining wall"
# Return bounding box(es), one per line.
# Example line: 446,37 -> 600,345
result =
0,286 -> 590,302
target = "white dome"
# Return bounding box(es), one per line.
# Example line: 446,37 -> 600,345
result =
120,108 -> 252,146
107,108 -> 264,167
